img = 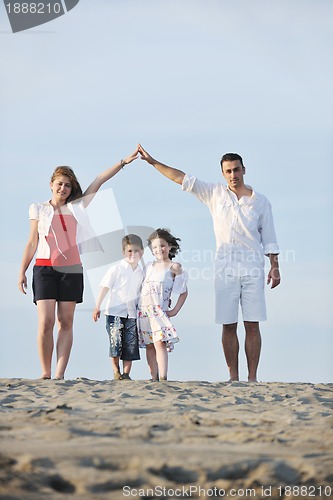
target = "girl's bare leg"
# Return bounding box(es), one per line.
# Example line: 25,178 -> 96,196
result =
154,340 -> 168,380
55,301 -> 76,379
146,344 -> 158,380
36,299 -> 56,379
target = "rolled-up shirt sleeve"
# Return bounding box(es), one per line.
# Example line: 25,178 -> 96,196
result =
182,173 -> 215,204
259,200 -> 280,255
182,173 -> 197,192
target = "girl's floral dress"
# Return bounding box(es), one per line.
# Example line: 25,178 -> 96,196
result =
137,262 -> 187,350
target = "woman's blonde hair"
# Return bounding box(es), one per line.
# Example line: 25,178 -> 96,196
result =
51,166 -> 83,203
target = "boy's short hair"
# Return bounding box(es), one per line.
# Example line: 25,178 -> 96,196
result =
122,234 -> 144,251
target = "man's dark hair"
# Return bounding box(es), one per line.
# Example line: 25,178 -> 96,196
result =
220,153 -> 244,170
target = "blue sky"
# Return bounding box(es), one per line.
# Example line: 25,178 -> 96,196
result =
1,0 -> 332,382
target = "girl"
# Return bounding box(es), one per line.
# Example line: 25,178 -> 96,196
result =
138,228 -> 188,381
18,149 -> 139,380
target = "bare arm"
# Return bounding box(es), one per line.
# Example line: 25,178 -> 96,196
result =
82,147 -> 139,207
267,254 -> 281,289
167,262 -> 188,317
138,144 -> 185,185
18,220 -> 39,294
92,286 -> 109,322
167,290 -> 188,318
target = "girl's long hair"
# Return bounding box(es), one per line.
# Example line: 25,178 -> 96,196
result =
148,228 -> 181,260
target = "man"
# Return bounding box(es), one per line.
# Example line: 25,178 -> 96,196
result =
138,144 -> 280,382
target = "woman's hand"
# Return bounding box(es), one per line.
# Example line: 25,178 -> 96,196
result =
18,273 -> 27,295
123,146 -> 140,165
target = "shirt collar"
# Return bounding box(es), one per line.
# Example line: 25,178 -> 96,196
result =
120,259 -> 141,272
226,184 -> 256,203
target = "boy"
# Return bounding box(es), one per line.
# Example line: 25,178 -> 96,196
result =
92,234 -> 144,380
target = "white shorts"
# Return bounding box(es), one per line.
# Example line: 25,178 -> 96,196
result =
214,273 -> 267,325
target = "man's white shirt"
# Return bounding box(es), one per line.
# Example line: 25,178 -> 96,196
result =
182,174 -> 279,277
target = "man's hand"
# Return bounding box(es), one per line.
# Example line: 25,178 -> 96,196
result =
138,144 -> 155,165
267,266 -> 281,289
137,144 -> 185,184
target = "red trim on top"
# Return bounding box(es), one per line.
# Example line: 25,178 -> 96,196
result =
59,213 -> 67,231
35,259 -> 52,266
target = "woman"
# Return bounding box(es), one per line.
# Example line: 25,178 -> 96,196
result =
18,149 -> 139,379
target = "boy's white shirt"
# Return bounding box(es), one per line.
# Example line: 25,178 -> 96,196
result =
99,259 -> 143,318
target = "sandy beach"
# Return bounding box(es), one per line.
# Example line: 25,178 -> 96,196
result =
0,379 -> 332,499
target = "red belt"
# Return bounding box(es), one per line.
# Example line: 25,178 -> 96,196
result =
35,259 -> 52,266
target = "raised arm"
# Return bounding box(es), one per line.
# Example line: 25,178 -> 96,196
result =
82,147 -> 139,207
138,144 -> 185,185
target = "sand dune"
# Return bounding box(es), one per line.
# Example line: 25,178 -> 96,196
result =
0,379 -> 332,499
